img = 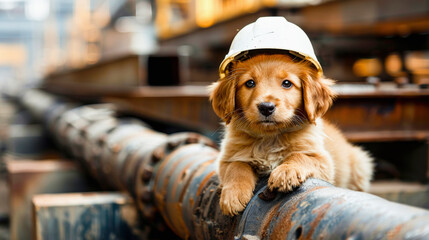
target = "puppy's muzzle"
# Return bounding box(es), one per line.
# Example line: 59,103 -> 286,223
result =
258,102 -> 276,117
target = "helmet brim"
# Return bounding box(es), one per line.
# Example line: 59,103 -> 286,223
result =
219,49 -> 323,79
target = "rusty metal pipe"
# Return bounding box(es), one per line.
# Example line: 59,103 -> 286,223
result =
157,143 -> 429,240
21,89 -> 429,239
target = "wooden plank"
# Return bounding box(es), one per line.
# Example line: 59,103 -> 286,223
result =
44,55 -> 142,88
7,158 -> 96,240
32,192 -> 146,240
42,82 -> 429,135
104,96 -> 220,132
42,83 -> 210,99
326,93 -> 429,133
42,82 -> 429,99
345,130 -> 429,143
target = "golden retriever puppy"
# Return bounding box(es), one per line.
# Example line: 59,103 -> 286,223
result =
209,54 -> 373,216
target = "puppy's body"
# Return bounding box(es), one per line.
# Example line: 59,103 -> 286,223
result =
210,54 -> 373,216
219,119 -> 371,189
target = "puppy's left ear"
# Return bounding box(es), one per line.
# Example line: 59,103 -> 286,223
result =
208,77 -> 236,124
301,74 -> 336,124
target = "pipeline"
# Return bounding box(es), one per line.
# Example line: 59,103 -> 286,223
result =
21,89 -> 429,239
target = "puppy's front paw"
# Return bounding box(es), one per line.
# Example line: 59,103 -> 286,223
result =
268,164 -> 313,192
220,183 -> 254,216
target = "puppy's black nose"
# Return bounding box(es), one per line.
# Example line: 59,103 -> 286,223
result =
258,102 -> 276,117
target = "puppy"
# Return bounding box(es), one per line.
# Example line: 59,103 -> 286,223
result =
209,54 -> 373,216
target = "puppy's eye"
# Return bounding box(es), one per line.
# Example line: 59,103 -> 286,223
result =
245,80 -> 256,88
281,80 -> 293,89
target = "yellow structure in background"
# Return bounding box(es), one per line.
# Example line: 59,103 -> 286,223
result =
406,52 -> 429,85
156,0 -> 277,39
0,44 -> 27,92
352,58 -> 383,78
385,53 -> 403,77
67,0 -> 109,67
0,44 -> 26,67
41,0 -> 110,75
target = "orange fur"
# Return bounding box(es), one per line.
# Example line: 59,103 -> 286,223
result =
209,54 -> 373,216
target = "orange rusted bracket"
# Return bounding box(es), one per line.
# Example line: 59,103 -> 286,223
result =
22,89 -> 429,239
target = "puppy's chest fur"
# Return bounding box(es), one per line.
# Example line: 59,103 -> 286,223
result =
226,134 -> 292,175
222,124 -> 324,176
248,137 -> 289,175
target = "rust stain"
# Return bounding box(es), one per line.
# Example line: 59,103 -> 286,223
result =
154,192 -> 166,214
269,200 -> 300,239
112,144 -> 122,153
153,148 -> 172,185
154,144 -> 191,185
154,192 -> 176,232
110,129 -> 151,153
386,223 -> 403,240
162,202 -> 187,238
188,154 -> 217,176
153,145 -> 192,193
306,186 -> 329,193
160,151 -> 194,199
304,202 -> 332,240
196,171 -> 216,196
151,146 -> 165,163
269,186 -> 328,239
178,159 -> 215,204
336,197 -> 346,205
165,202 -> 189,239
259,202 -> 282,239
170,157 -> 209,201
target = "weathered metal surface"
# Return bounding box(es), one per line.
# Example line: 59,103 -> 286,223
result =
20,89 -> 429,240
7,124 -> 50,158
43,55 -> 142,89
32,192 -> 146,240
7,158 -> 96,240
236,179 -> 429,240
152,143 -> 219,239
155,147 -> 429,240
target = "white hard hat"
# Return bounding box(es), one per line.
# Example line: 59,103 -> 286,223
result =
219,16 -> 322,78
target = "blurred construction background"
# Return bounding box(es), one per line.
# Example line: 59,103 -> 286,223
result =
0,0 -> 429,239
